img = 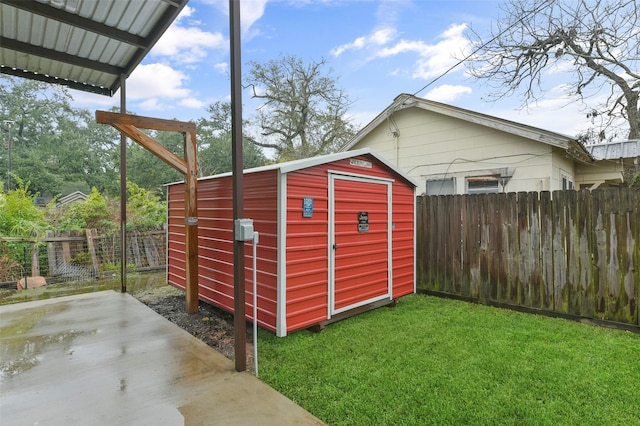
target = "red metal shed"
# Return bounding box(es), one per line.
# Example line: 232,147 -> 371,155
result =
167,149 -> 417,336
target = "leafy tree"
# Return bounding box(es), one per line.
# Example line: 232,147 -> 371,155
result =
58,187 -> 117,233
0,77 -> 121,196
197,101 -> 267,176
126,129 -> 184,195
245,55 -> 357,161
465,0 -> 640,140
125,181 -> 167,229
1,77 -> 76,194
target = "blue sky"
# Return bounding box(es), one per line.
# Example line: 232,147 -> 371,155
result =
69,0 -> 602,140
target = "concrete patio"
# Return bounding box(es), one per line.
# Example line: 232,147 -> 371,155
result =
0,291 -> 323,425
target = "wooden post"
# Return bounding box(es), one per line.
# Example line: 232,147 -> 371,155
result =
96,110 -> 198,313
46,230 -> 57,276
86,229 -> 100,278
31,241 -> 40,277
184,131 -> 199,314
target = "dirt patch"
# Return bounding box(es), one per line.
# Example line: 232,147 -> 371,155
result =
134,286 -> 255,370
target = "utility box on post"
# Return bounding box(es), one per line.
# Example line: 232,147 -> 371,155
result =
234,219 -> 254,241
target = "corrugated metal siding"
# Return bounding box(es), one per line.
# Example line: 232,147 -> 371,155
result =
167,170 -> 279,332
284,154 -> 415,332
391,180 -> 415,298
284,169 -> 331,331
167,186 -> 186,289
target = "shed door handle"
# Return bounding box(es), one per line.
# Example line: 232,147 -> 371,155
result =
332,244 -> 337,250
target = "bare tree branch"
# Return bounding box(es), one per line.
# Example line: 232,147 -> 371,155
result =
465,0 -> 639,139
245,55 -> 357,161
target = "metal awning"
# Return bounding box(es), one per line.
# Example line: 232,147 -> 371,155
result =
1,0 -> 250,372
0,0 -> 188,96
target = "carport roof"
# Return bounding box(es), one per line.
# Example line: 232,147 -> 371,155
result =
0,0 -> 188,96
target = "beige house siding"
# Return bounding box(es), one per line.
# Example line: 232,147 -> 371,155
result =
575,159 -> 624,188
552,152 -> 578,190
350,107 -> 576,195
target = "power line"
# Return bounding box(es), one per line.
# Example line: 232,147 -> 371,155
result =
412,0 -> 556,97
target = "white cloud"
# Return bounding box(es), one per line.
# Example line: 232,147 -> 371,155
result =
331,27 -> 397,56
349,109 -> 380,129
179,97 -> 207,109
69,89 -> 119,109
241,0 -> 268,34
425,85 -> 472,103
200,0 -> 267,34
483,85 -> 590,137
127,63 -> 191,100
214,62 -> 229,74
376,23 -> 470,80
138,98 -> 164,111
153,23 -> 226,64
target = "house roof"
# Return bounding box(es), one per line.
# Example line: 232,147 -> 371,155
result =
342,93 -> 594,164
167,148 -> 420,188
57,191 -> 88,206
585,140 -> 640,160
1,0 -> 188,96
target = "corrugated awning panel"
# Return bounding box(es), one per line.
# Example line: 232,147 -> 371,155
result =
586,140 -> 640,160
0,0 -> 188,96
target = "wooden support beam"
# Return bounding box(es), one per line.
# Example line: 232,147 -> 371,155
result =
95,110 -> 196,133
95,109 -> 199,314
96,111 -> 189,175
184,131 -> 199,314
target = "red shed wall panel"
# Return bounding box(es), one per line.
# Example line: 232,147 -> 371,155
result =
284,168 -> 331,331
167,170 -> 279,332
391,180 -> 415,298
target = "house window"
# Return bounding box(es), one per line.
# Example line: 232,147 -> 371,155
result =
426,178 -> 455,195
562,176 -> 574,190
467,176 -> 499,194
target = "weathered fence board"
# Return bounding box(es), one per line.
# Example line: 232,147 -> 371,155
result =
417,188 -> 639,328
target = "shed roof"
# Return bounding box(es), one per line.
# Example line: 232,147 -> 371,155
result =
1,0 -> 188,96
585,140 -> 640,160
167,148 -> 420,188
341,93 -> 594,164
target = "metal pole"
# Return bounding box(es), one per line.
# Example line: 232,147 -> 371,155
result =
3,120 -> 14,191
229,0 -> 247,372
120,75 -> 127,293
253,231 -> 259,376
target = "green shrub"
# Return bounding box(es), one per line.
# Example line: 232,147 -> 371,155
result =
126,181 -> 167,229
59,187 -> 117,233
0,175 -> 48,237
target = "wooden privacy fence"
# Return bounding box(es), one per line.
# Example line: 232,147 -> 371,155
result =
0,226 -> 166,283
417,188 -> 639,328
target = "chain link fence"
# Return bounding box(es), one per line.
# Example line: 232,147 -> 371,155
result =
0,226 -> 166,286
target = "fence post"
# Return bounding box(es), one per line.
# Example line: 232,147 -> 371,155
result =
46,230 -> 57,276
31,240 -> 40,276
86,228 -> 100,278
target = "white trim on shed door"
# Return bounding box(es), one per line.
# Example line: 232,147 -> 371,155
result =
328,172 -> 393,317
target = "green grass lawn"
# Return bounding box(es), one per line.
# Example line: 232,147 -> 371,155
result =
257,294 -> 640,425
